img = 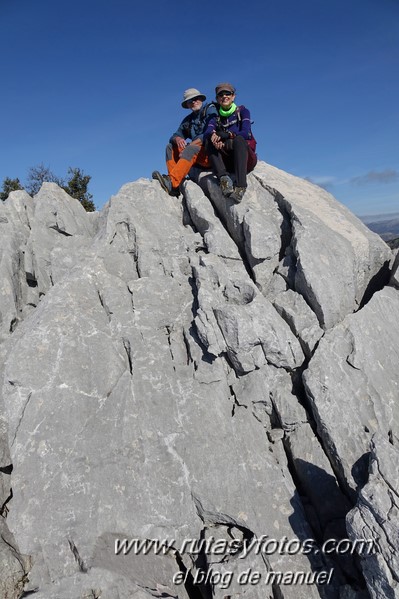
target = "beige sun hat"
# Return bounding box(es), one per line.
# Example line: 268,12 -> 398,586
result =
181,88 -> 206,108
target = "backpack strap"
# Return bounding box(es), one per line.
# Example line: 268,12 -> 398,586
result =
237,105 -> 256,142
200,101 -> 218,121
237,105 -> 254,124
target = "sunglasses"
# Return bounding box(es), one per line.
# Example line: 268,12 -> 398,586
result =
187,96 -> 202,104
217,91 -> 233,97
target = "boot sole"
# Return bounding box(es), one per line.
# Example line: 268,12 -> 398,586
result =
152,171 -> 171,194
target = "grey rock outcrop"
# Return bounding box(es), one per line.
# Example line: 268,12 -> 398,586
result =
0,162 -> 396,599
252,163 -> 391,330
389,251 -> 399,288
347,435 -> 399,599
271,289 -> 323,358
303,286 -> 399,500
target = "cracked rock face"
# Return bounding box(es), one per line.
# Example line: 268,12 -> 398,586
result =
303,286 -> 399,501
0,164 -> 396,599
346,434 -> 399,599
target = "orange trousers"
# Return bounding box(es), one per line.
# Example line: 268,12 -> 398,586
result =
166,139 -> 210,188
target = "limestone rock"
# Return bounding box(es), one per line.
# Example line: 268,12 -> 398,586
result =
0,184 -> 95,342
195,172 -> 283,293
303,286 -> 399,500
272,289 -> 324,357
0,517 -> 28,599
0,163 -> 397,599
270,369 -> 309,431
184,179 -> 244,266
192,253 -> 305,373
389,250 -> 399,289
24,183 -> 95,298
1,178 -> 325,599
253,162 -> 392,329
347,435 -> 399,599
0,190 -> 33,343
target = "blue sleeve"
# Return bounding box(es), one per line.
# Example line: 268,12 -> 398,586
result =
169,115 -> 190,144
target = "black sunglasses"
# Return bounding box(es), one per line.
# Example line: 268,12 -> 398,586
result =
217,91 -> 233,97
187,96 -> 202,104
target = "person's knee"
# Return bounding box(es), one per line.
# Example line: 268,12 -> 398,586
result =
181,141 -> 201,161
233,135 -> 247,150
166,143 -> 174,161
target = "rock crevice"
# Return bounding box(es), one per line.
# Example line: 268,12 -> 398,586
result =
0,163 -> 396,599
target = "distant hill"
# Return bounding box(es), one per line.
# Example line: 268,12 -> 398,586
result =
359,212 -> 399,224
359,213 -> 399,242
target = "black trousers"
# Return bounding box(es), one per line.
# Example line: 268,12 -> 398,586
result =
206,135 -> 249,188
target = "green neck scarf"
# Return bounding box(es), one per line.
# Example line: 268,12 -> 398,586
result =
219,102 -> 237,117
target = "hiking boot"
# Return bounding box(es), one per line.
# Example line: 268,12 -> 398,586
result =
171,185 -> 181,197
230,186 -> 246,203
152,171 -> 180,196
219,175 -> 234,197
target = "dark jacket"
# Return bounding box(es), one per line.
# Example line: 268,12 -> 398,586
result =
170,103 -> 218,144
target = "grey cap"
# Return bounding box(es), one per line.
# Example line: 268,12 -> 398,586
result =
181,88 -> 206,108
215,82 -> 236,96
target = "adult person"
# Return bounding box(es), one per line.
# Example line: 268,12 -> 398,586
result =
152,88 -> 218,196
204,83 -> 257,203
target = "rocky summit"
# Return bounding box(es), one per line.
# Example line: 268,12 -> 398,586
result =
0,162 -> 398,599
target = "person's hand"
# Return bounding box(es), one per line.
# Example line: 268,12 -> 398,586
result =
217,131 -> 230,140
174,137 -> 186,151
211,132 -> 221,145
211,132 -> 224,150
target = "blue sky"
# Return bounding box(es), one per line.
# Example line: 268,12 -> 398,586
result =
1,0 -> 398,216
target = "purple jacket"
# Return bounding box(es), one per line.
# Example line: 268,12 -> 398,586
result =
203,105 -> 253,140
